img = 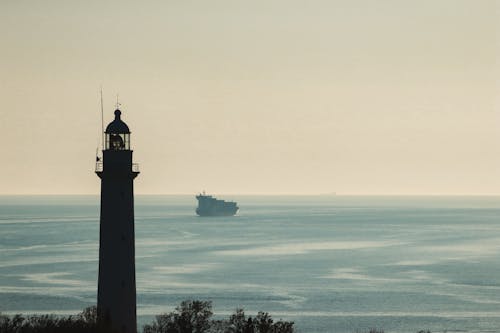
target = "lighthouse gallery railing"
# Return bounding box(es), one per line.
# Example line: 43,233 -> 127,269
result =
95,162 -> 140,173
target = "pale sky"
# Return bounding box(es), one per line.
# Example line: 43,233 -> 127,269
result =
0,0 -> 499,195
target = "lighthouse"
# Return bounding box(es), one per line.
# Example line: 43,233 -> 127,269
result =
96,109 -> 139,333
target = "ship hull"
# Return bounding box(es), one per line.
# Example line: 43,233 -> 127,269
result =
196,208 -> 238,217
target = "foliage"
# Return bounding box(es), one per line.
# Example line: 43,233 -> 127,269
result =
143,301 -> 294,333
0,302 -> 294,333
143,300 -> 213,333
0,306 -> 100,333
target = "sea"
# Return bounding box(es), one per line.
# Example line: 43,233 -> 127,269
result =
1,195 -> 500,333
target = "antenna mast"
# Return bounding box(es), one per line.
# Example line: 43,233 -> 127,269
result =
100,87 -> 104,150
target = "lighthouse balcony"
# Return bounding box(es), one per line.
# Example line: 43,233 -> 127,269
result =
95,162 -> 140,173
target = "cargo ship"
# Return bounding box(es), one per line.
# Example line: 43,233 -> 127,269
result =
196,192 -> 238,217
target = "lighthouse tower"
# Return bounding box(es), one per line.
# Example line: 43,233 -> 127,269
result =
96,109 -> 139,333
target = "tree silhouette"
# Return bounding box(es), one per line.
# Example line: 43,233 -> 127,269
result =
143,300 -> 213,333
0,302 -> 297,333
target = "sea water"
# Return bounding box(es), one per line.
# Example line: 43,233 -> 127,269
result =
0,195 -> 500,333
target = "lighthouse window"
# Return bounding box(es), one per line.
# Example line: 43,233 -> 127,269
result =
105,133 -> 130,150
110,134 -> 124,150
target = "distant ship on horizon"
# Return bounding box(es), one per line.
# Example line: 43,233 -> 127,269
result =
196,192 -> 239,217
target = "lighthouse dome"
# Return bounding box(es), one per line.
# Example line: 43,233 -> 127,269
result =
105,109 -> 130,134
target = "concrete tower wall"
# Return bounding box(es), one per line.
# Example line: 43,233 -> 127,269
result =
97,149 -> 138,333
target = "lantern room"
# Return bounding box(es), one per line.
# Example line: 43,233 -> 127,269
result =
105,109 -> 130,150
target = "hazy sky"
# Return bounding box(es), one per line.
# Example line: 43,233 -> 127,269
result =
1,0 -> 499,195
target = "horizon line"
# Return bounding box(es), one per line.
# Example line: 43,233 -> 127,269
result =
1,193 -> 500,197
